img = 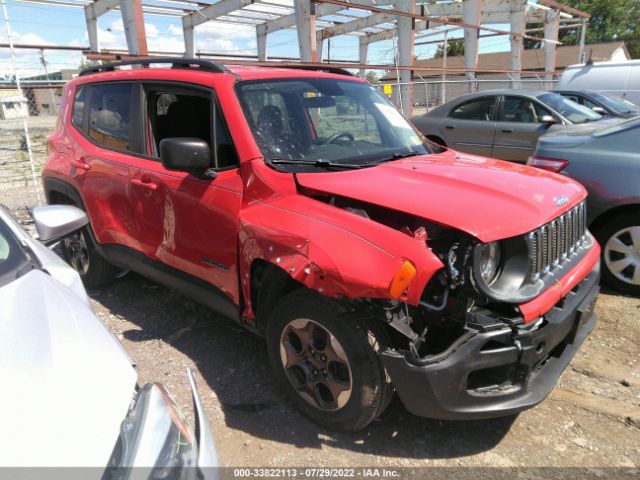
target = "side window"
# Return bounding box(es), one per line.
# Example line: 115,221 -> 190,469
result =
88,83 -> 133,151
449,97 -> 496,120
563,94 -> 581,104
146,88 -> 237,169
72,86 -> 86,130
148,91 -> 211,153
501,96 -> 551,123
582,97 -> 599,109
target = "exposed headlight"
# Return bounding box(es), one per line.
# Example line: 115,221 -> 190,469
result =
107,383 -> 198,475
476,241 -> 501,285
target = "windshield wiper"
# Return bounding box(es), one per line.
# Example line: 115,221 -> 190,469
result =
370,151 -> 420,164
270,158 -> 366,169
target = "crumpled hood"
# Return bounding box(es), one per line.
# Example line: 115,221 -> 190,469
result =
296,151 -> 586,242
0,270 -> 136,468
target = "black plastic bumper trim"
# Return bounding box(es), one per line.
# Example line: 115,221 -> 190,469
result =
382,261 -> 600,420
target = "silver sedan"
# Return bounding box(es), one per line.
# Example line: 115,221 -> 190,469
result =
0,205 -> 218,475
528,118 -> 640,296
411,89 -> 613,162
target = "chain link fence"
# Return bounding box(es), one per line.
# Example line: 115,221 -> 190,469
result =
378,77 -> 557,116
0,80 -> 65,210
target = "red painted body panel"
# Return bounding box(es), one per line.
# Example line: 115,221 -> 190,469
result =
296,151 -> 587,242
43,65 -> 598,326
519,242 -> 601,322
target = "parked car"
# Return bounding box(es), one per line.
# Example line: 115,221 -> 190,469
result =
557,59 -> 640,105
0,204 -> 218,473
44,58 -> 600,432
411,89 -> 611,162
528,117 -> 640,295
554,89 -> 640,119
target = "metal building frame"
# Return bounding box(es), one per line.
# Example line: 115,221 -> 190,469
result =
8,0 -> 590,113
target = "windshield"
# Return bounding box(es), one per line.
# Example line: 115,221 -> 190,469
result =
236,78 -> 431,169
539,93 -> 603,124
0,219 -> 30,288
593,117 -> 640,137
590,92 -> 640,115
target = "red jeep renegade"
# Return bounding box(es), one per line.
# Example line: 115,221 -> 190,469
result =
43,58 -> 600,431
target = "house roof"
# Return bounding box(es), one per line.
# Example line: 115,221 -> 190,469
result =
383,41 -> 629,80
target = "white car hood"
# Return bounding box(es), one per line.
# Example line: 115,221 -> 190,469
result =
0,269 -> 137,468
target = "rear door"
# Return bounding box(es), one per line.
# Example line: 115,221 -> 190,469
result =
68,82 -> 144,250
492,95 -> 556,163
441,96 -> 498,156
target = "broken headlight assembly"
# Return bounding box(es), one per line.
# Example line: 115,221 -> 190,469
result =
472,235 -> 543,304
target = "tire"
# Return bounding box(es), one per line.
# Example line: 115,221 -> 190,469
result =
61,226 -> 119,288
266,289 -> 393,432
595,212 -> 640,296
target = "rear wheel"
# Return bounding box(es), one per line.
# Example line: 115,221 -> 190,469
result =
266,290 -> 393,431
597,213 -> 640,295
62,226 -> 119,288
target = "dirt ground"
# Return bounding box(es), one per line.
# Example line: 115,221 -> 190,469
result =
7,207 -> 640,470
87,272 -> 639,469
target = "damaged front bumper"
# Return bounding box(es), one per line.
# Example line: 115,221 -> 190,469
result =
382,261 -> 600,420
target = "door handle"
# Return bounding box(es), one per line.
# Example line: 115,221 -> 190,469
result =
130,178 -> 158,191
69,159 -> 90,170
445,125 -> 455,129
501,128 -> 514,133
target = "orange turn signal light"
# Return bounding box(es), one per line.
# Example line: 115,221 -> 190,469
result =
389,260 -> 417,299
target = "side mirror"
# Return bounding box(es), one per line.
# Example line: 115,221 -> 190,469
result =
160,137 -> 211,172
32,205 -> 88,243
591,106 -> 607,115
539,115 -> 558,124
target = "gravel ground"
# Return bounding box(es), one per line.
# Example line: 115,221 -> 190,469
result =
8,207 -> 639,470
84,271 -> 640,469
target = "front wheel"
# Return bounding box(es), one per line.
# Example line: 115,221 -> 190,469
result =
266,290 -> 393,432
597,212 -> 640,296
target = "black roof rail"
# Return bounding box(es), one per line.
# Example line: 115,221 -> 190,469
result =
256,64 -> 354,77
79,57 -> 231,76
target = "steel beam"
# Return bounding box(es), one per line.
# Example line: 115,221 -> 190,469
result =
295,0 -> 316,62
120,0 -> 148,55
509,0 -> 526,85
396,0 -> 415,114
463,0 -> 482,87
358,35 -> 368,78
84,0 -> 119,52
317,12 -> 395,41
544,8 -> 560,84
182,0 -> 256,29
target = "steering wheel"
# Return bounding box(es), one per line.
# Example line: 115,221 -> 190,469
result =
326,131 -> 354,144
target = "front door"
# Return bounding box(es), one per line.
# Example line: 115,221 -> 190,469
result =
131,84 -> 243,305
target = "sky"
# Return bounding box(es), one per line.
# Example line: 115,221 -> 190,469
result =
0,0 -> 514,79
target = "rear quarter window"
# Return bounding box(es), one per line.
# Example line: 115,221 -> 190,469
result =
87,83 -> 133,152
71,86 -> 86,130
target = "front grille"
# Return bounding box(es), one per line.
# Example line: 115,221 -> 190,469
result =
527,201 -> 588,281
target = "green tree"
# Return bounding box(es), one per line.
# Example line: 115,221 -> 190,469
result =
433,39 -> 465,58
365,71 -> 379,84
525,1 -> 640,58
